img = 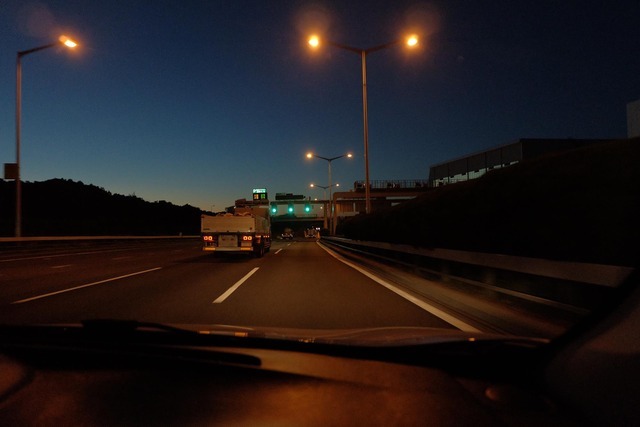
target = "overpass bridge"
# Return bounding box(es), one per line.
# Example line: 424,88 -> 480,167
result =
268,179 -> 432,235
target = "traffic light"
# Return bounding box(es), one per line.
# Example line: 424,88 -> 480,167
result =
287,204 -> 294,213
304,203 -> 311,213
270,203 -> 277,214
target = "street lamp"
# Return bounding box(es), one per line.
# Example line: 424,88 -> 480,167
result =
306,152 -> 351,233
310,182 -> 340,197
308,34 -> 419,214
14,35 -> 78,237
310,183 -> 339,230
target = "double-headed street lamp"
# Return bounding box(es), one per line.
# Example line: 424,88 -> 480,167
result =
308,34 -> 419,214
14,35 -> 78,237
306,152 -> 352,233
309,182 -> 340,230
310,182 -> 340,198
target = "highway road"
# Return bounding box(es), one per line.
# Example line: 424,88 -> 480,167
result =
0,239 -> 469,331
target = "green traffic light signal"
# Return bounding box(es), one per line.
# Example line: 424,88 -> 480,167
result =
304,204 -> 311,212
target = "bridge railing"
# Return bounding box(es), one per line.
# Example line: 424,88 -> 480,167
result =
353,179 -> 431,191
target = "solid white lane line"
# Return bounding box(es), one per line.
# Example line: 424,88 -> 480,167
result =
318,243 -> 481,333
213,267 -> 260,304
12,267 -> 163,304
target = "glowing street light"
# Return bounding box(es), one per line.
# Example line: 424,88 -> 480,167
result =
14,35 -> 78,237
59,35 -> 78,48
308,35 -> 320,48
307,34 -> 419,214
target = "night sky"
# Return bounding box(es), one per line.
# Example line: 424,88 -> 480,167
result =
1,1 -> 639,210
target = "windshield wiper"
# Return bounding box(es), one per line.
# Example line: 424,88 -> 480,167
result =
80,319 -> 264,339
81,319 -> 201,336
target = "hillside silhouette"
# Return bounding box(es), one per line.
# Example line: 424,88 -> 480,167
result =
340,138 -> 639,267
0,179 -> 201,236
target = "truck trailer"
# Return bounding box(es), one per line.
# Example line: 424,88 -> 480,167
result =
201,206 -> 271,257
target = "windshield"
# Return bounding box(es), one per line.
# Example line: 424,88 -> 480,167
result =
0,0 -> 637,347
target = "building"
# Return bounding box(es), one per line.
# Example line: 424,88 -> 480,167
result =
428,138 -> 615,187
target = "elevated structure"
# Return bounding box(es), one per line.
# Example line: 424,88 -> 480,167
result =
331,179 -> 432,234
428,138 -> 616,187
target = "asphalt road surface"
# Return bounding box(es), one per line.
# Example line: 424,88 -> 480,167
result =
0,239 -> 467,331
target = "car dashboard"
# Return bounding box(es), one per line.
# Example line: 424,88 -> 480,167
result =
0,327 -> 586,427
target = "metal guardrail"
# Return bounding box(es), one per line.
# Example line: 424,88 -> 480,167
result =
321,237 -> 634,314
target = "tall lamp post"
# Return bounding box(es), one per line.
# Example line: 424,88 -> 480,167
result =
308,34 -> 418,214
306,152 -> 351,233
310,182 -> 340,230
14,35 -> 78,237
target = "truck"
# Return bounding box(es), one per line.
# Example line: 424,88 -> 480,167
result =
201,205 -> 271,257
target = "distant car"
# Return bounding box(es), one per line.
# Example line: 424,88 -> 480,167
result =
281,232 -> 293,240
304,227 -> 319,238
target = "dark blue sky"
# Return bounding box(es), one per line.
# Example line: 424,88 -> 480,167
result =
1,1 -> 639,209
